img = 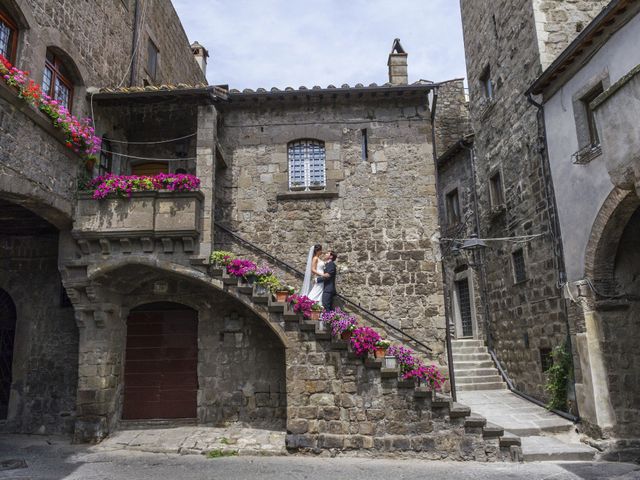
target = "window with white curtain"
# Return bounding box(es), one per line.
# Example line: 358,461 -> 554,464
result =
287,139 -> 326,190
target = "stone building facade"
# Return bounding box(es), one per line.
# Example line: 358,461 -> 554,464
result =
0,0 -> 518,460
528,0 -> 640,454
0,0 -> 204,435
457,0 -> 610,403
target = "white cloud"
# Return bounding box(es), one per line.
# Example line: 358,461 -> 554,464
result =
173,0 -> 466,90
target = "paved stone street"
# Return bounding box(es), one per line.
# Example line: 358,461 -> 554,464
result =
1,435 -> 640,480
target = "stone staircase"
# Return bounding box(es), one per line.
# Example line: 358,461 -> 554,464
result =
452,339 -> 508,391
209,267 -> 522,461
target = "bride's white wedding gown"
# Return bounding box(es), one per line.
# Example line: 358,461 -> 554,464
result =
307,259 -> 325,303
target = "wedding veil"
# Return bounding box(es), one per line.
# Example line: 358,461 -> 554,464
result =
301,245 -> 315,296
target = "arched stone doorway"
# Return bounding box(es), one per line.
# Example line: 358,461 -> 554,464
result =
0,198 -> 77,434
123,302 -> 198,420
0,289 -> 16,419
583,189 -> 640,440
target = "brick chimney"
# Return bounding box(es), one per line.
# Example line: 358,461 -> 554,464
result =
388,38 -> 408,85
191,41 -> 209,78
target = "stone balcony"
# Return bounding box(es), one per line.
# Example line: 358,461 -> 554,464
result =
72,190 -> 204,256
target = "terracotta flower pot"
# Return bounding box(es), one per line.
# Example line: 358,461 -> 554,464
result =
274,290 -> 288,303
85,157 -> 96,172
310,311 -> 321,321
374,347 -> 387,359
340,330 -> 353,341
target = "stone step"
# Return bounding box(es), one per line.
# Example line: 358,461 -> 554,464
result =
521,436 -> 597,462
451,339 -> 485,348
457,382 -> 508,391
456,374 -> 504,385
499,431 -> 521,448
482,422 -> 504,438
464,415 -> 487,428
453,346 -> 489,354
452,353 -> 492,362
455,368 -> 498,377
453,360 -> 495,369
449,403 -> 471,418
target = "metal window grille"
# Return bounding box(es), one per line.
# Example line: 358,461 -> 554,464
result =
455,279 -> 474,338
0,21 -> 11,58
42,67 -> 53,96
288,139 -> 326,190
512,249 -> 526,283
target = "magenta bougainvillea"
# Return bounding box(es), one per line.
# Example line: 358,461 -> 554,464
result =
0,54 -> 101,158
226,258 -> 257,278
87,173 -> 201,199
349,326 -> 381,357
287,294 -> 318,319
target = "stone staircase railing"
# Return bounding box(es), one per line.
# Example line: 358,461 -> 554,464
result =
209,266 -> 522,460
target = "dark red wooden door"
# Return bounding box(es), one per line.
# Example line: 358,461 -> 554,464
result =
123,306 -> 198,420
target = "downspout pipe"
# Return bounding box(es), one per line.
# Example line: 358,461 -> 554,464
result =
129,0 -> 142,87
525,90 -> 580,421
430,86 -> 457,402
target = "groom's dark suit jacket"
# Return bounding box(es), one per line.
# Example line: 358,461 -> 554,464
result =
323,261 -> 337,293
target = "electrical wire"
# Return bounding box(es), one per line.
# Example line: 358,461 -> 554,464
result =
440,233 -> 545,243
99,148 -> 196,162
106,132 -> 197,145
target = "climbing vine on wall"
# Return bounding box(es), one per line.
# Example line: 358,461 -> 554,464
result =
545,344 -> 572,411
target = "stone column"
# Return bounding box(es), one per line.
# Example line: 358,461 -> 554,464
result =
196,104 -> 217,259
73,303 -> 126,443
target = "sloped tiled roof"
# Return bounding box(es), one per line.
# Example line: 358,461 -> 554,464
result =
227,79 -> 437,96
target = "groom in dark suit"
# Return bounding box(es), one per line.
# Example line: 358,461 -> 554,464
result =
321,251 -> 338,310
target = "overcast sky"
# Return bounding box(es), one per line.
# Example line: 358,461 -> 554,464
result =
172,0 -> 467,90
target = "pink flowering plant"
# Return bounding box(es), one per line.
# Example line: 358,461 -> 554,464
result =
349,326 -> 381,357
320,308 -> 358,337
387,345 -> 419,374
87,173 -> 201,199
226,258 -> 257,278
287,294 -> 317,319
0,54 -> 101,159
402,364 -> 446,391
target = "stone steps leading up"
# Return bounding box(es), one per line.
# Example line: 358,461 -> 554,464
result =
209,267 -> 519,459
455,368 -> 499,377
520,436 -> 597,462
456,374 -> 505,385
457,382 -> 508,391
451,339 -> 507,392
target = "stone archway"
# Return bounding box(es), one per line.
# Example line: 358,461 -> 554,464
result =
67,259 -> 288,441
581,188 -> 640,441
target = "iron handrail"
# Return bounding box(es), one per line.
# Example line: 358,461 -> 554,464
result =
214,222 -> 432,353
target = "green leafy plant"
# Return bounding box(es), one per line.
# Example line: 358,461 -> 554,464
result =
545,344 -> 572,411
206,448 -> 238,458
257,273 -> 281,293
210,250 -> 236,266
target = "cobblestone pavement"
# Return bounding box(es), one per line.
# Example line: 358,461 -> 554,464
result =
1,434 -> 640,480
99,425 -> 287,456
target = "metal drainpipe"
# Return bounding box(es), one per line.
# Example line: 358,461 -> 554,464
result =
129,0 -> 142,87
430,86 -> 457,402
526,91 -> 580,420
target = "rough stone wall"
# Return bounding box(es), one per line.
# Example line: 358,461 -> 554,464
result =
199,294 -> 286,429
284,327 -> 508,460
216,95 -> 446,361
0,234 -> 78,434
460,0 -> 571,399
434,80 -> 471,155
532,0 -> 610,69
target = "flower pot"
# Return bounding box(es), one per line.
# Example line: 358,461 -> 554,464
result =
85,157 -> 96,172
340,330 -> 353,341
310,311 -> 321,321
317,320 -> 327,331
274,290 -> 288,303
255,284 -> 268,296
383,355 -> 397,369
374,347 -> 388,359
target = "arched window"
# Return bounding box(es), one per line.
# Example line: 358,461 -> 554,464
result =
288,139 -> 326,190
0,9 -> 17,63
42,49 -> 73,109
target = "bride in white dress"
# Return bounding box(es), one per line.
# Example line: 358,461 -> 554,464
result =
301,244 -> 326,303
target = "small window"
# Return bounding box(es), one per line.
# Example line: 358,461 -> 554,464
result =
43,49 -> 73,110
0,10 -> 17,63
581,83 -> 603,147
98,137 -> 112,175
480,65 -> 493,100
147,38 -> 159,80
490,171 -> 504,206
361,128 -> 368,161
288,139 -> 326,190
445,189 -> 461,225
512,249 -> 526,283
